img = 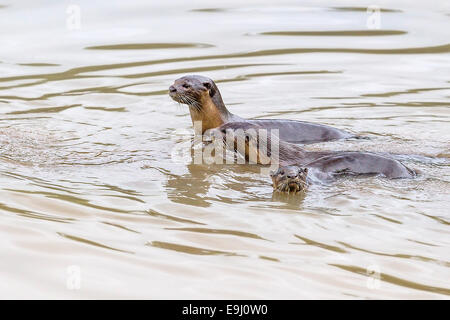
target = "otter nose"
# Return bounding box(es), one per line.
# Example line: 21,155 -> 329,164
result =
169,85 -> 177,93
287,174 -> 296,179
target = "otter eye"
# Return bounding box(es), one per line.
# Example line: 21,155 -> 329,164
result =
182,84 -> 190,89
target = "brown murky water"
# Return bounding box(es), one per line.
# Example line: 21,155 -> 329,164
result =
0,0 -> 449,299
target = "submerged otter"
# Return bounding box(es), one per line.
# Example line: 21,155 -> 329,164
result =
209,122 -> 416,193
271,166 -> 309,194
169,75 -> 354,143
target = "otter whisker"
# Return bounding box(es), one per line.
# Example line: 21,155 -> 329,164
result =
180,95 -> 190,106
182,95 -> 202,112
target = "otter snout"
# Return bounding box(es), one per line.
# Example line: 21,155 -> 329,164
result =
168,84 -> 180,101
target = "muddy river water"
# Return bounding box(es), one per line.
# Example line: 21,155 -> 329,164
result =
0,0 -> 449,298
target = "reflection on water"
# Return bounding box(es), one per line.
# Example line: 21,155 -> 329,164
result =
149,241 -> 241,256
332,7 -> 403,13
259,30 -> 407,36
85,43 -> 214,50
0,0 -> 449,299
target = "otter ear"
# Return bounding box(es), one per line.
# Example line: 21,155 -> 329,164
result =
203,82 -> 216,97
303,168 -> 308,173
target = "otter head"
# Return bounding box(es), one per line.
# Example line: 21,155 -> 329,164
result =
271,166 -> 308,194
169,75 -> 216,109
169,75 -> 228,132
208,122 -> 276,165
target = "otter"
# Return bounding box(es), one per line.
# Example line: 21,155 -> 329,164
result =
208,122 -> 416,193
271,166 -> 309,194
169,75 -> 354,143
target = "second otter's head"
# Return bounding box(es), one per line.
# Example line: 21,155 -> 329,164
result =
271,166 -> 308,194
208,122 -> 278,165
